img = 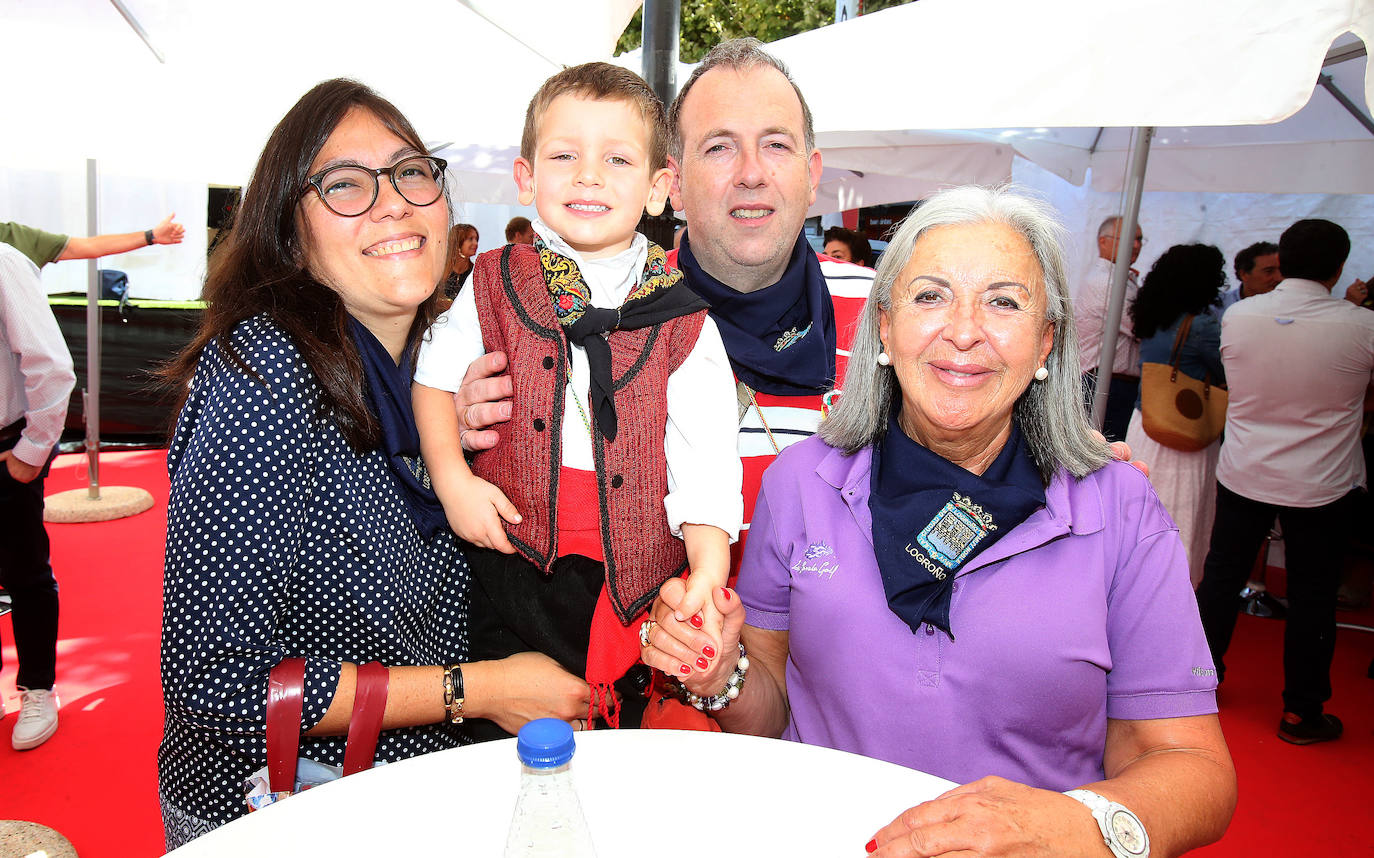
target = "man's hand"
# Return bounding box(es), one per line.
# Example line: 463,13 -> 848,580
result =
1345,279 -> 1368,305
0,450 -> 43,483
456,351 -> 513,452
152,213 -> 186,246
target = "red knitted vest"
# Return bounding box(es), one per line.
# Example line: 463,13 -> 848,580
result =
471,243 -> 706,623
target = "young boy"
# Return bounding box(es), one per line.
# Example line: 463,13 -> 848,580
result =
413,63 -> 742,733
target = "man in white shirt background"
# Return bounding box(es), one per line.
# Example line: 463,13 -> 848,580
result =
1074,215 -> 1143,441
0,242 -> 76,750
1195,218 -> 1372,746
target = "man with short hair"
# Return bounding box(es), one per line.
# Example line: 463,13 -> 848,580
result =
0,242 -> 76,750
503,216 -> 534,245
1075,215 -> 1143,441
1217,241 -> 1281,314
453,38 -> 874,560
1196,218 -> 1374,745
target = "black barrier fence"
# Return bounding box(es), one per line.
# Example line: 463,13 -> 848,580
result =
49,297 -> 203,444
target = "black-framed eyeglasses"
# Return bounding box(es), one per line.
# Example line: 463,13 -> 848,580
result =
303,155 -> 448,217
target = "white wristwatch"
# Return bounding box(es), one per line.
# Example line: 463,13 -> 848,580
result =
1064,789 -> 1150,858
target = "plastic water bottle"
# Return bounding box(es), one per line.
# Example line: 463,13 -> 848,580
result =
503,718 -> 598,857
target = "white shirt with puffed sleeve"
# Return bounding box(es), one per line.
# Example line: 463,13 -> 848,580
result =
416,219 -> 742,542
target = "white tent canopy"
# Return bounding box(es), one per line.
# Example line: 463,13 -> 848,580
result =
770,0 -> 1374,205
0,0 -> 636,298
773,0 -> 1373,130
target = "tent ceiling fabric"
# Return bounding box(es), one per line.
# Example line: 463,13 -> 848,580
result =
769,0 -> 1373,130
765,0 -> 1374,204
457,0 -> 643,66
0,0 -> 631,186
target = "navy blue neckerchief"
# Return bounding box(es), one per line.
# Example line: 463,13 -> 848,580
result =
348,316 -> 448,540
678,230 -> 836,396
868,414 -> 1045,639
536,237 -> 706,443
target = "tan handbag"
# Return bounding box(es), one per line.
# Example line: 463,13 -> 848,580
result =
1139,314 -> 1227,452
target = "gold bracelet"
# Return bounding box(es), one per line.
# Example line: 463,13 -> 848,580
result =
443,664 -> 465,724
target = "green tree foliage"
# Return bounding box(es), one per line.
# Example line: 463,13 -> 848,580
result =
615,1 -> 918,61
617,0 -> 836,62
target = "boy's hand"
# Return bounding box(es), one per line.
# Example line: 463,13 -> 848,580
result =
455,351 -> 513,452
674,570 -> 727,674
643,580 -> 742,696
447,474 -> 521,553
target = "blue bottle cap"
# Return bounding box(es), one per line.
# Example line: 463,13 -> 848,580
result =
516,718 -> 576,768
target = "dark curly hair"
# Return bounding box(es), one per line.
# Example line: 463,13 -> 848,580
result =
1129,244 -> 1227,340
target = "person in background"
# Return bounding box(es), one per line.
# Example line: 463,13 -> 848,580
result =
0,243 -> 76,751
823,224 -> 873,268
0,216 -> 185,269
504,216 -> 535,245
157,79 -> 585,848
442,223 -> 479,298
1076,214 -> 1143,441
1124,244 -> 1228,586
1196,218 -> 1374,746
1216,241 -> 1280,315
642,185 -> 1235,858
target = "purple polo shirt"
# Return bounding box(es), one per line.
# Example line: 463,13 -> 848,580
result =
738,435 -> 1218,791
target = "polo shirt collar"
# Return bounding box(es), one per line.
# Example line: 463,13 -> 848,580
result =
815,440 -> 1107,564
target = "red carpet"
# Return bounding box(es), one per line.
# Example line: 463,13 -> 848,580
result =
2,449 -> 1372,856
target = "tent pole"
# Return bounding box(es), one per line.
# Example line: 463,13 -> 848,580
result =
1090,126 -> 1153,432
641,0 -> 680,107
84,159 -> 102,499
1317,74 -> 1374,137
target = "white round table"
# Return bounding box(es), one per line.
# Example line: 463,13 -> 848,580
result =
166,729 -> 955,856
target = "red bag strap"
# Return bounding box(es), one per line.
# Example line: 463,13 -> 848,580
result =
266,658 -> 307,794
343,661 -> 390,776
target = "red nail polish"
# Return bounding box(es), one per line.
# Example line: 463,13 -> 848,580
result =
696,657 -> 709,670
865,839 -> 877,854
721,588 -> 732,601
689,614 -> 703,629
679,664 -> 691,675
702,645 -> 716,658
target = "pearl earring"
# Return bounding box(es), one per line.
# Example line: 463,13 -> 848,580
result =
1034,366 -> 1049,381
877,351 -> 891,367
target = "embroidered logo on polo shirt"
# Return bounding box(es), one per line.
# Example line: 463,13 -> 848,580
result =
915,492 -> 996,569
791,541 -> 838,579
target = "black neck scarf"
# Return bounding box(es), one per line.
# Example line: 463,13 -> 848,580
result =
348,317 -> 448,540
868,414 -> 1046,639
536,237 -> 707,442
678,230 -> 837,396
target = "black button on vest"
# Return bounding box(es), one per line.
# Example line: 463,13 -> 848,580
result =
611,474 -> 624,488
533,418 -> 546,432
542,356 -> 555,369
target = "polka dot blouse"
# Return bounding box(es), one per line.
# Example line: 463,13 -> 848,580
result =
158,314 -> 471,848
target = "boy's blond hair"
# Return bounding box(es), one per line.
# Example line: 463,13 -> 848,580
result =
520,62 -> 669,170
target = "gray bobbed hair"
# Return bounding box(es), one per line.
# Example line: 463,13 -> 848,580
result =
820,185 -> 1110,483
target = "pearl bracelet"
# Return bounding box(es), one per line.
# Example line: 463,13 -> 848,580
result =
675,642 -> 749,712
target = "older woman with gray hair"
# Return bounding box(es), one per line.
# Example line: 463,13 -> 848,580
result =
643,186 -> 1235,857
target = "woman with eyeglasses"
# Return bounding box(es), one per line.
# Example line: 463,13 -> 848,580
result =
157,79 -> 590,847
